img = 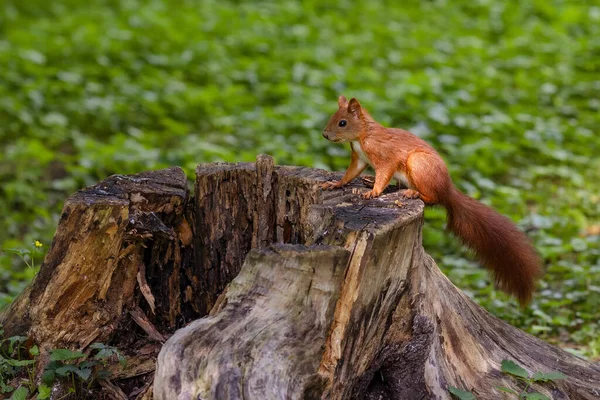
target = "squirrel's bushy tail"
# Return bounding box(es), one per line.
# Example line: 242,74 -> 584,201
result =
442,186 -> 543,306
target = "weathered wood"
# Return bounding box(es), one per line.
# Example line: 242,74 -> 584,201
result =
3,155 -> 600,399
2,167 -> 190,348
351,251 -> 600,399
155,245 -> 351,399
154,156 -> 600,400
99,379 -> 128,400
417,252 -> 599,399
1,167 -> 194,397
191,161 -> 260,316
154,175 -> 425,399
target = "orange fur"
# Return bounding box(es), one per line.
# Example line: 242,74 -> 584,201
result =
322,95 -> 543,306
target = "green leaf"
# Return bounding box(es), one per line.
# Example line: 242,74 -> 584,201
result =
4,359 -> 35,367
3,249 -> 31,258
55,364 -> 79,377
93,348 -> 114,360
7,336 -> 27,354
41,369 -> 56,386
10,386 -> 28,400
448,386 -> 476,400
95,369 -> 111,380
501,360 -> 529,379
531,371 -> 567,382
93,345 -> 126,366
89,342 -> 106,350
495,386 -> 519,395
74,367 -> 92,381
49,349 -> 86,361
7,336 -> 27,345
1,382 -> 14,393
570,237 -> 587,252
29,345 -> 39,356
78,360 -> 97,369
522,392 -> 550,400
37,384 -> 52,400
118,353 -> 127,367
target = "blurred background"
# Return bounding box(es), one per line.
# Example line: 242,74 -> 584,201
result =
0,0 -> 598,359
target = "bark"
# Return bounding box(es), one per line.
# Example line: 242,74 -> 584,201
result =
2,155 -> 599,400
155,157 -> 600,400
1,167 -> 192,398
2,167 -> 190,346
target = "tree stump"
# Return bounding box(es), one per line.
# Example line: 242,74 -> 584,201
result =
2,155 -> 599,399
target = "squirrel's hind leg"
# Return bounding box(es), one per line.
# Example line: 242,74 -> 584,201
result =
406,151 -> 452,205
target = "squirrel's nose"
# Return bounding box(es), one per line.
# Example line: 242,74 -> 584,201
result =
322,132 -> 328,139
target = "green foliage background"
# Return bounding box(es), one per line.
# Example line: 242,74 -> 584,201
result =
1,0 -> 599,358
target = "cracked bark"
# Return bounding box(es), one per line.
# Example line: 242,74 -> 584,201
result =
154,156 -> 600,400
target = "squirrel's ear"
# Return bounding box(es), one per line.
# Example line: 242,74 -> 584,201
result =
348,98 -> 362,115
338,95 -> 348,108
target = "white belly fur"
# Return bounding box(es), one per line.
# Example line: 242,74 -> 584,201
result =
393,171 -> 411,188
351,141 -> 370,165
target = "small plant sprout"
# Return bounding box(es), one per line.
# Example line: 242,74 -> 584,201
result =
3,240 -> 44,270
448,360 -> 567,400
496,359 -> 567,399
448,385 -> 477,399
0,326 -> 126,399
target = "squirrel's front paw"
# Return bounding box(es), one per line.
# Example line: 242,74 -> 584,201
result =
321,181 -> 343,190
361,190 -> 381,199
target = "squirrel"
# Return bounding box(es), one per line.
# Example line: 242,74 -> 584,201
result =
321,95 -> 543,306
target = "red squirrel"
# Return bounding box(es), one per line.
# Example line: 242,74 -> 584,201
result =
321,95 -> 543,306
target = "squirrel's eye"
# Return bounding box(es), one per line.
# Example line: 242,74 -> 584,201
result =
338,120 -> 347,127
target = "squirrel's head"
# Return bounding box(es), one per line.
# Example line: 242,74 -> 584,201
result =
322,95 -> 367,142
